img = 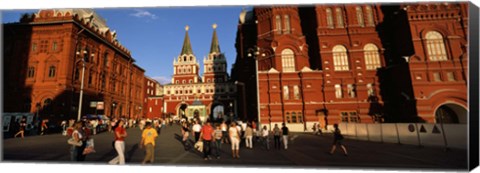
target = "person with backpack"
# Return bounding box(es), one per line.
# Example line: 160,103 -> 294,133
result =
329,124 -> 348,156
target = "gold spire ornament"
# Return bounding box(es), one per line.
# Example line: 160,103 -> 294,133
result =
185,25 -> 189,31
212,23 -> 217,29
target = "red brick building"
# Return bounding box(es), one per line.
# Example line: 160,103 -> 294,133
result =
162,25 -> 237,122
3,9 -> 146,121
145,77 -> 164,119
232,3 -> 468,131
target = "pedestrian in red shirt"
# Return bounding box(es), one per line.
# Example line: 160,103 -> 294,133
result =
199,120 -> 214,160
109,119 -> 127,164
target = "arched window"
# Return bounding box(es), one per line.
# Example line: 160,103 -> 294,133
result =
284,15 -> 291,34
425,31 -> 448,61
276,15 -> 282,34
286,112 -> 291,123
281,49 -> 295,72
48,66 -> 56,78
356,6 -> 364,27
291,112 -> 297,123
43,98 -> 53,113
326,8 -> 334,28
364,43 -> 381,70
335,8 -> 344,28
27,66 -> 35,78
333,45 -> 349,71
366,6 -> 374,26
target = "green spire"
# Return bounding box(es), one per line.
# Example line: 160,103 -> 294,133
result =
209,23 -> 221,54
181,25 -> 193,55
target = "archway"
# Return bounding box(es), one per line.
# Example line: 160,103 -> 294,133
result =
212,105 -> 225,121
178,104 -> 188,119
434,103 -> 467,124
194,109 -> 200,120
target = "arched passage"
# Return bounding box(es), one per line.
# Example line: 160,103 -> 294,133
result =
434,103 -> 467,124
177,103 -> 188,119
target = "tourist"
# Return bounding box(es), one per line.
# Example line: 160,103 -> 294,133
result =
329,124 -> 348,156
192,120 -> 202,142
229,122 -> 241,158
220,121 -> 229,144
281,123 -> 289,150
261,125 -> 270,150
140,122 -> 158,164
273,124 -> 281,150
213,124 -> 223,159
14,117 -> 27,139
200,120 -> 214,160
109,119 -> 127,165
70,121 -> 87,161
244,123 -> 253,149
181,122 -> 191,150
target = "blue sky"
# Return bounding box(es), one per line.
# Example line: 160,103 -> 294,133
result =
2,7 -> 246,84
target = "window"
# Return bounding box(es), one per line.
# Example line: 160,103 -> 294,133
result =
276,15 -> 282,34
149,107 -> 152,113
341,111 -> 359,123
48,66 -> 56,78
356,6 -> 364,27
294,85 -> 300,100
27,66 -> 35,78
366,6 -> 374,26
43,98 -> 53,112
447,72 -> 455,81
176,80 -> 179,84
291,112 -> 297,123
425,31 -> 448,61
326,8 -> 334,28
281,49 -> 295,72
189,79 -> 193,83
182,80 -> 186,84
364,43 -> 381,70
52,42 -> 57,51
283,86 -> 289,100
433,72 -> 441,82
347,84 -> 356,98
284,15 -> 291,34
285,112 -> 303,123
335,8 -> 344,28
103,53 -> 108,67
335,84 -> 343,98
333,45 -> 349,71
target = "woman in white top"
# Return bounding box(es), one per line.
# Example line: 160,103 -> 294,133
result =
261,125 -> 270,150
229,122 -> 241,158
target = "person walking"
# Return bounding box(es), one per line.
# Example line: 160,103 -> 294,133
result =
229,122 -> 241,158
181,122 -> 191,150
109,119 -> 127,165
220,121 -> 229,144
40,119 -> 48,135
261,125 -> 270,150
273,124 -> 281,150
244,124 -> 253,149
312,123 -> 317,135
14,117 -> 27,139
199,121 -> 214,160
140,122 -> 158,164
329,124 -> 348,156
213,124 -> 223,159
70,121 -> 87,161
281,123 -> 289,150
192,121 -> 202,143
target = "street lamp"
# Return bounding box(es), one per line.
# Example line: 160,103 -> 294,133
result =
247,47 -> 261,127
76,48 -> 94,121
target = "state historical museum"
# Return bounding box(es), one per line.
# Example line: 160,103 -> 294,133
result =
232,3 -> 469,131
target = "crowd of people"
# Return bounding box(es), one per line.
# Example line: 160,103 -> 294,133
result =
57,115 -> 348,164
